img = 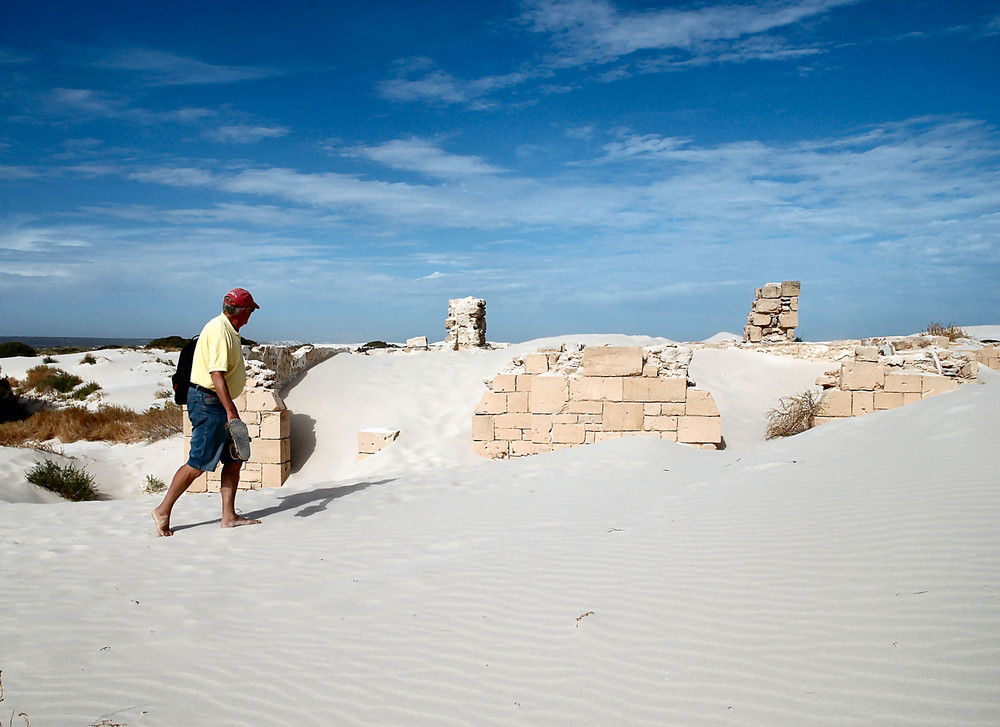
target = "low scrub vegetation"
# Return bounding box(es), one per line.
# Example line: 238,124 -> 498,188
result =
765,390 -> 822,440
0,404 -> 182,447
25,459 -> 100,501
143,474 -> 168,494
0,341 -> 37,358
926,321 -> 969,341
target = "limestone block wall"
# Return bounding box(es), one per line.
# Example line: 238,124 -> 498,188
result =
472,344 -> 723,458
970,344 -> 999,372
185,386 -> 290,492
357,428 -> 400,461
744,281 -> 800,343
445,297 -> 487,350
815,345 -> 977,423
245,344 -> 345,390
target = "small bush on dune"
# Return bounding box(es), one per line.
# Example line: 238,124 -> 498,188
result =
926,321 -> 968,341
143,474 -> 167,494
765,391 -> 822,440
70,382 -> 102,400
19,365 -> 83,395
80,353 -> 98,365
25,459 -> 99,501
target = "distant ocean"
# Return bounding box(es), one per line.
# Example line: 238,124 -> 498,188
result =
0,336 -> 152,349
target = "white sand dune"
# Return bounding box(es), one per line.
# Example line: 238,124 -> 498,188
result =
1,335 -> 999,726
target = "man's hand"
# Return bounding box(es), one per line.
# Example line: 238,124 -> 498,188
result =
209,370 -> 241,421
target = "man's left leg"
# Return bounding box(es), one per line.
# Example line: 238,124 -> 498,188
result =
219,460 -> 261,528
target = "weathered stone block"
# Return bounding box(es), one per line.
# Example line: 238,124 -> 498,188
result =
475,391 -> 508,415
921,376 -> 959,397
473,440 -> 507,459
523,354 -> 549,375
471,414 -> 494,441
492,374 -> 517,393
841,362 -> 885,391
884,373 -> 922,393
515,375 -> 533,392
507,392 -> 529,413
818,390 -> 852,417
778,311 -> 799,329
406,336 -> 428,349
752,313 -> 773,326
529,376 -> 570,414
685,390 -> 719,417
645,415 -> 678,432
495,428 -> 523,441
254,436 -> 291,464
623,376 -> 688,403
780,280 -> 801,297
552,424 -> 587,444
642,363 -> 659,378
571,376 -> 624,402
761,283 -> 781,298
261,461 -> 291,488
243,388 -> 286,412
874,392 -> 905,410
852,391 -> 874,416
568,399 -> 604,414
581,346 -> 644,376
260,411 -> 290,439
511,440 -> 550,456
854,346 -> 879,363
677,416 -> 722,443
496,412 -> 533,429
745,325 -> 763,343
754,298 -> 781,314
603,402 -> 644,431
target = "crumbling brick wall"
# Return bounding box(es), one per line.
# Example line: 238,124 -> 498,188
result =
472,344 -> 723,457
815,344 -> 978,422
745,281 -> 800,343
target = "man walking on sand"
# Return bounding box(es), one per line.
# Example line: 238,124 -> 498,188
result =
153,287 -> 262,536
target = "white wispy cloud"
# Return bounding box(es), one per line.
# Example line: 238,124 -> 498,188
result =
45,88 -> 215,125
520,0 -> 861,67
346,138 -> 507,178
93,48 -> 282,86
204,124 -> 291,144
377,62 -> 531,107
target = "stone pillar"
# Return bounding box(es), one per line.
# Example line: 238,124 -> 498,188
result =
744,281 -> 800,343
185,386 -> 291,492
445,297 -> 487,350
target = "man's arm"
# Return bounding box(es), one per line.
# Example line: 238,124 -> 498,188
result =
209,370 -> 241,422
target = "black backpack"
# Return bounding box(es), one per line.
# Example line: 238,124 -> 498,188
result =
171,336 -> 199,405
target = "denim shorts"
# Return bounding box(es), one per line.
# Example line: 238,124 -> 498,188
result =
186,386 -> 239,472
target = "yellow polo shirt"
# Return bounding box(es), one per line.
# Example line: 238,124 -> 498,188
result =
190,313 -> 247,398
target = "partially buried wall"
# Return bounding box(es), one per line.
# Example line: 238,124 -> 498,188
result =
185,386 -> 290,492
814,343 -> 979,422
472,344 -> 723,458
744,281 -> 800,343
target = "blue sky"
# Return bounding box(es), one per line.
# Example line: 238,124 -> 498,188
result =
2,0 -> 998,343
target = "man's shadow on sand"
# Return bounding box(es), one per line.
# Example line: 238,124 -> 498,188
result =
170,478 -> 395,533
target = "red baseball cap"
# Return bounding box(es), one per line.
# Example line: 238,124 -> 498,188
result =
224,287 -> 260,310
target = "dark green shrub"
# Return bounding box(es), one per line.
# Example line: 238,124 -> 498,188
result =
80,353 -> 98,365
25,460 -> 100,501
70,382 -> 102,400
0,341 -> 37,358
146,335 -> 189,350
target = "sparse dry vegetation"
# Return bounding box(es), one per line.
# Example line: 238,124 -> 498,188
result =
0,404 -> 182,447
765,390 -> 822,440
926,321 -> 968,341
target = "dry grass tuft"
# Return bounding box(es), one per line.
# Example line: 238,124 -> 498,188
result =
0,404 -> 182,447
765,390 -> 822,440
926,321 -> 969,341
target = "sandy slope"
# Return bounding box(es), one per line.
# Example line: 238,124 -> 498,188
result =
0,336 -> 998,725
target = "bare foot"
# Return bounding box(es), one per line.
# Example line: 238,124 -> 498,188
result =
221,515 -> 261,529
152,509 -> 173,537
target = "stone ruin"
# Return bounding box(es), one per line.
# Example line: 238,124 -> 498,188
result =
814,340 -> 981,423
445,297 -> 487,350
744,281 -> 800,343
472,344 -> 723,458
185,343 -> 344,493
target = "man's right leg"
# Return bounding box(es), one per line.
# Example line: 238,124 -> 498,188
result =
152,464 -> 204,536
